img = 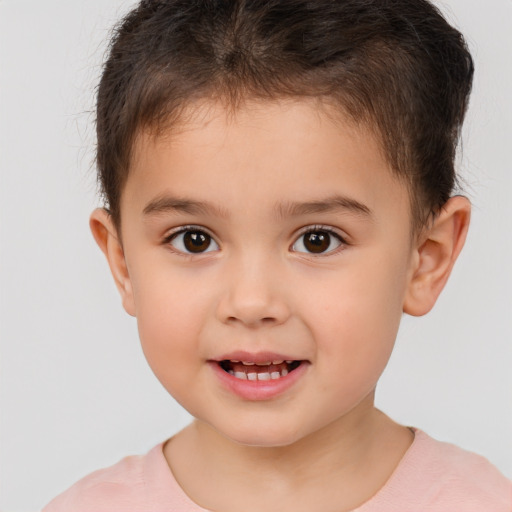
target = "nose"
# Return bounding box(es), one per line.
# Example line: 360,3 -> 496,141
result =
215,255 -> 291,328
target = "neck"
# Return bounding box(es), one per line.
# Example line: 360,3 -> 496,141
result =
164,398 -> 414,512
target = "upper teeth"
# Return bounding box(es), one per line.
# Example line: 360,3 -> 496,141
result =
231,368 -> 289,380
225,360 -> 295,381
232,360 -> 286,366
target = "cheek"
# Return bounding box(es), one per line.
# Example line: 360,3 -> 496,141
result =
130,269 -> 212,385
307,255 -> 408,378
132,259 -> 209,333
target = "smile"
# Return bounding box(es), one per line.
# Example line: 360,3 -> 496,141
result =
219,360 -> 302,381
211,355 -> 308,400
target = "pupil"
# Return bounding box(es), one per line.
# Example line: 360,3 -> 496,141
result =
304,232 -> 330,253
184,231 -> 210,253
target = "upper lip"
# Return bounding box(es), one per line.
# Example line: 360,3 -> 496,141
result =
212,350 -> 304,364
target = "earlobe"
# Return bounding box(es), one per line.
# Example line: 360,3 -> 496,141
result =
89,208 -> 136,317
403,196 -> 471,317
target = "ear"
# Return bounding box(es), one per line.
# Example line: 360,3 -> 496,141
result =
89,208 -> 136,317
403,196 -> 471,316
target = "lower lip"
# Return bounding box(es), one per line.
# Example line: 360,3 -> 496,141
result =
209,361 -> 308,401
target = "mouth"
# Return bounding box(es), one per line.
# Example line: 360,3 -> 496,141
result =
218,360 -> 303,381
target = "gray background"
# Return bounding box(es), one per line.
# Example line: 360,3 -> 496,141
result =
1,1 -> 511,510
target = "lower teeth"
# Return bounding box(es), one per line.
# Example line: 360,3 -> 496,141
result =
228,368 -> 291,380
223,360 -> 299,380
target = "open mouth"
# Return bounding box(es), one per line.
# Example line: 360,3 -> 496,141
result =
218,360 -> 302,381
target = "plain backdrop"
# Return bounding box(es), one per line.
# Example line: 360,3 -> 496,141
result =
1,1 -> 511,510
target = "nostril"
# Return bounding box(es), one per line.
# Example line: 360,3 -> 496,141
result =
226,315 -> 279,326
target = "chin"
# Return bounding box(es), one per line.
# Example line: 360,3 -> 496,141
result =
216,421 -> 305,448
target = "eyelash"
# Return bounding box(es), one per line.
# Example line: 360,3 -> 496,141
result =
292,225 -> 347,255
163,225 -> 219,256
163,224 -> 347,256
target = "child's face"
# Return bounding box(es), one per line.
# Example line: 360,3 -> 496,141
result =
115,99 -> 417,447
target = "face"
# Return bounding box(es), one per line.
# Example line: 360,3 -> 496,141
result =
116,100 -> 417,447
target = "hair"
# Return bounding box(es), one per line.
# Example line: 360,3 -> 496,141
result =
96,0 -> 474,231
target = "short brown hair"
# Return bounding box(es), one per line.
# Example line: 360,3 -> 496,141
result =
96,0 -> 474,230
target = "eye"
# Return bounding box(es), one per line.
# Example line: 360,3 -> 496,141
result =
292,228 -> 344,255
167,228 -> 219,254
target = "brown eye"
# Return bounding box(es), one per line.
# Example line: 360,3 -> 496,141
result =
304,232 -> 330,253
169,229 -> 219,254
292,229 -> 343,254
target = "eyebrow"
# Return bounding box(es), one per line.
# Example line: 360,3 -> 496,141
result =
274,195 -> 373,220
142,194 -> 372,220
143,196 -> 230,218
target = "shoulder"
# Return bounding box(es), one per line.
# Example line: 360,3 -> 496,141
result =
377,429 -> 512,511
417,430 -> 510,489
42,443 -> 181,512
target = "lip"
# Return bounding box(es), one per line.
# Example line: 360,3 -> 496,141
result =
209,352 -> 309,401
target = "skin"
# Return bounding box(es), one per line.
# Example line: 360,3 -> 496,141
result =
91,99 -> 470,512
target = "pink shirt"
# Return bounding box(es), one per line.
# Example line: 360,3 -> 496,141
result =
43,429 -> 511,511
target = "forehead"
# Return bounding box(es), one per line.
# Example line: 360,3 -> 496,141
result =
123,99 -> 410,227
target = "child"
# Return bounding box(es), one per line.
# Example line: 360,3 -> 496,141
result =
43,0 -> 511,510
